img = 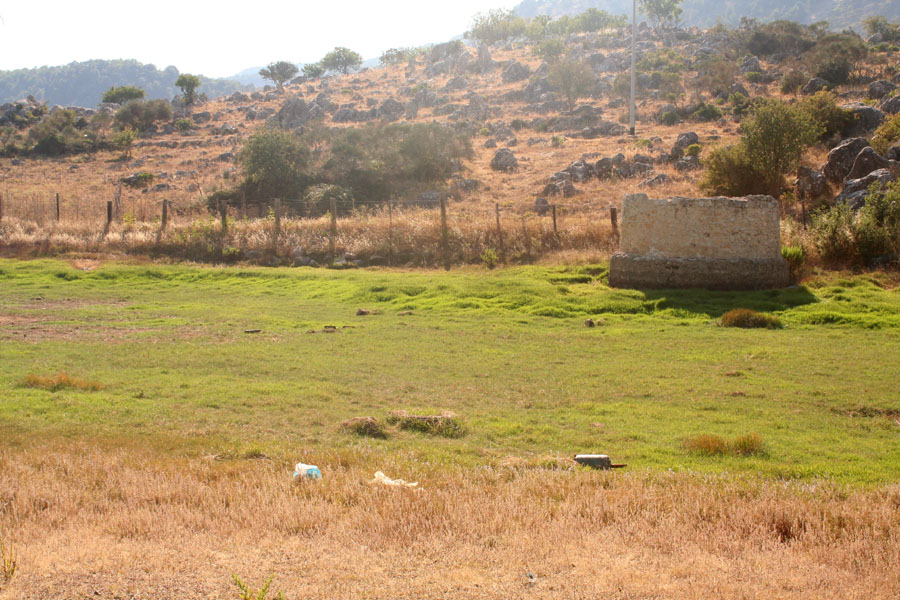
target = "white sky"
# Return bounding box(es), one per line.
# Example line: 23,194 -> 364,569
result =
0,0 -> 520,77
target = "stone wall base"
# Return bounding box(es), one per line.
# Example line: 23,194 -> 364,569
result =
609,253 -> 791,290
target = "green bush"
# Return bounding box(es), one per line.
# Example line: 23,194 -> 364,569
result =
659,110 -> 679,125
692,102 -> 723,122
744,71 -> 764,83
872,113 -> 900,155
101,85 -> 145,105
175,74 -> 201,105
27,109 -> 93,156
174,118 -> 193,132
685,143 -> 702,157
811,203 -> 856,263
114,99 -> 173,131
469,9 -> 526,44
533,38 -> 566,63
719,309 -> 782,329
797,91 -> 856,141
780,69 -> 808,94
122,172 -> 154,189
240,128 -> 310,203
781,246 -> 805,281
700,144 -> 769,196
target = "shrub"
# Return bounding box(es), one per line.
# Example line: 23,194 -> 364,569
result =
872,113 -> 900,155
175,74 -> 201,105
27,109 -> 85,155
811,203 -> 856,263
781,246 -> 805,281
692,102 -> 722,122
700,144 -> 769,196
240,128 -> 310,203
730,433 -> 766,456
122,171 -> 154,189
797,91 -> 856,141
301,63 -> 325,80
468,9 -> 526,45
719,309 -> 782,329
740,100 -> 822,195
320,47 -> 363,74
780,69 -> 808,94
659,110 -> 679,125
114,99 -> 173,131
534,38 -> 566,63
101,85 -> 145,105
22,373 -> 103,392
0,538 -> 15,587
744,71 -> 764,83
547,57 -> 596,109
685,143 -> 702,157
481,247 -> 499,269
174,118 -> 193,132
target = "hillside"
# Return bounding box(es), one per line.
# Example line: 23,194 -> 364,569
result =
513,0 -> 900,30
0,59 -> 251,107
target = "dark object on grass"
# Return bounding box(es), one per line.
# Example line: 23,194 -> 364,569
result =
341,416 -> 387,439
356,309 -> 371,316
574,454 -> 627,469
584,318 -> 596,328
244,329 -> 262,334
719,309 -> 782,329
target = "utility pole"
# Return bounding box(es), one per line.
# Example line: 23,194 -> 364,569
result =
630,0 -> 637,137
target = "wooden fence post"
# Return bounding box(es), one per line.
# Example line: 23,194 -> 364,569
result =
552,204 -> 558,235
240,190 -> 247,221
105,201 -> 113,234
56,193 -> 60,222
329,197 -> 337,264
609,204 -> 619,243
388,198 -> 394,267
440,195 -> 450,271
495,203 -> 504,262
219,200 -> 227,235
272,199 -> 281,252
0,192 -> 4,223
161,199 -> 168,230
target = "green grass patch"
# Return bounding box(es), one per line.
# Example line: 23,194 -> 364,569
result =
1,259 -> 899,485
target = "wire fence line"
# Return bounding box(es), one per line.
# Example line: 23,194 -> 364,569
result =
0,192 -> 620,266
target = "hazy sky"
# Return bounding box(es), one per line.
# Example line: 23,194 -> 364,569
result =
0,1 -> 520,77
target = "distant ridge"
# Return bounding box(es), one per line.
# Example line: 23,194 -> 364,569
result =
512,0 -> 900,30
0,59 -> 251,107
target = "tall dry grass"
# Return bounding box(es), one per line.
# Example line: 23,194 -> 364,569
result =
0,444 -> 898,599
0,203 -> 618,266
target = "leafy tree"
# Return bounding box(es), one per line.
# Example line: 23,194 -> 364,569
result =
240,128 -> 310,202
863,16 -> 900,42
805,33 -> 868,86
101,85 -> 145,105
639,0 -> 683,30
573,8 -> 626,32
175,74 -> 201,106
534,38 -> 566,63
468,10 -> 526,45
301,63 -> 325,79
27,109 -> 83,155
114,99 -> 173,131
547,57 -> 596,109
259,61 -> 299,92
380,48 -> 418,66
320,47 -> 363,75
114,127 -> 137,160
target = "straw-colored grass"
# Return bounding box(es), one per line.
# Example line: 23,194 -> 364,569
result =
21,373 -> 103,392
0,445 -> 897,599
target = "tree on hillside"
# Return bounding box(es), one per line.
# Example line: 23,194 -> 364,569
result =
639,0 -> 684,30
259,61 -> 299,92
468,9 -> 527,45
101,85 -> 145,105
547,57 -> 596,109
240,128 -> 310,201
114,99 -> 173,132
320,47 -> 363,75
301,63 -> 325,80
175,74 -> 201,106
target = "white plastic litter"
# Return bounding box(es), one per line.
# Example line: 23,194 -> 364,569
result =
293,463 -> 322,479
370,471 -> 418,488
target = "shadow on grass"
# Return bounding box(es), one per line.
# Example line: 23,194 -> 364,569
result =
641,286 -> 818,318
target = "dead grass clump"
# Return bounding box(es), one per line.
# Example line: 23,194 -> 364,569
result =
387,410 -> 465,438
684,433 -> 766,457
769,510 -> 807,543
22,373 -> 103,392
720,309 -> 783,329
0,538 -> 16,587
341,416 -> 387,439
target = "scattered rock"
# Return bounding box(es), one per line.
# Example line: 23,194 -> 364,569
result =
639,173 -> 671,187
835,169 -> 897,209
490,148 -> 519,173
822,137 -> 870,184
842,103 -> 885,136
801,77 -> 828,95
869,80 -> 898,100
880,95 -> 900,115
502,61 -> 531,83
845,147 -> 898,182
674,155 -> 701,172
795,166 -> 828,200
670,131 -> 699,160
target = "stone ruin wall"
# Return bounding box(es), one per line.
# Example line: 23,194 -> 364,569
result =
609,195 -> 790,290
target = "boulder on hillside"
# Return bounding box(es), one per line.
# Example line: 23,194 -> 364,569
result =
670,131 -> 699,160
880,95 -> 900,115
801,77 -> 828,95
822,137 -> 870,184
740,55 -> 762,74
887,146 -> 900,162
835,169 -> 897,209
674,155 -> 701,172
795,166 -> 828,200
869,80 -> 898,100
476,45 -> 496,73
845,147 -> 899,182
443,77 -> 467,92
502,61 -> 532,84
842,103 -> 885,136
490,148 -> 519,173
542,171 -> 578,197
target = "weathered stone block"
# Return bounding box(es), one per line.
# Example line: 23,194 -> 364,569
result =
609,195 -> 790,290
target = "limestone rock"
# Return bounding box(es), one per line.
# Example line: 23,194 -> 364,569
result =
822,138 -> 870,184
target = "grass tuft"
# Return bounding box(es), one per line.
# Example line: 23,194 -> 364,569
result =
719,309 -> 783,329
387,410 -> 466,438
0,538 -> 16,588
684,433 -> 766,457
22,373 -> 103,392
341,416 -> 388,439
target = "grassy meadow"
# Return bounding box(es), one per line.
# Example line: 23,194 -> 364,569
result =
1,258 -> 899,599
